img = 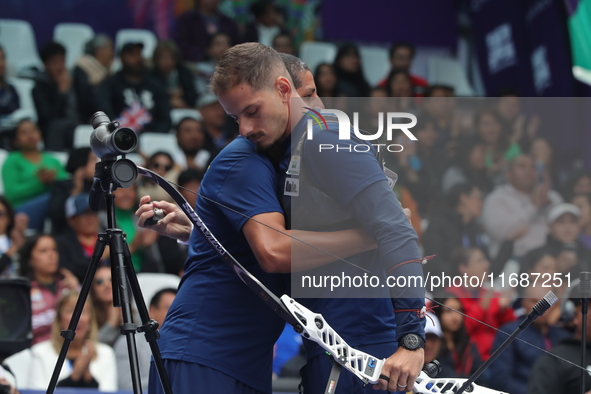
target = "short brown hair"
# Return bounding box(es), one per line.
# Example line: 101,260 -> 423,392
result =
209,42 -> 289,95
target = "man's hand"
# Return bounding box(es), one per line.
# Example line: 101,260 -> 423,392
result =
135,195 -> 192,242
373,347 -> 424,392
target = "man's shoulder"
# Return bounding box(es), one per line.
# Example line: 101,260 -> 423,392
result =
210,137 -> 273,171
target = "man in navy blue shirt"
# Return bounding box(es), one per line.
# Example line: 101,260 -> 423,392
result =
209,43 -> 425,392
137,44 -> 425,393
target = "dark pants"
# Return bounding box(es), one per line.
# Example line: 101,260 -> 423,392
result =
148,359 -> 269,394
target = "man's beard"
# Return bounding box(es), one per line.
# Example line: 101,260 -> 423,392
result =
182,147 -> 200,156
255,137 -> 281,153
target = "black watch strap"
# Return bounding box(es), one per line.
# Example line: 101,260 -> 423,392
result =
399,333 -> 425,350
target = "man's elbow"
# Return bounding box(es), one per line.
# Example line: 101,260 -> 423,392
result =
257,248 -> 291,273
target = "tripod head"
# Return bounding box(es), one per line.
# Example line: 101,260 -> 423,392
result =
89,112 -> 139,212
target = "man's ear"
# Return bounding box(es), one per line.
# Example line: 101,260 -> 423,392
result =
275,76 -> 292,102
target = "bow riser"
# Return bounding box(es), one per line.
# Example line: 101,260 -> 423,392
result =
280,295 -> 384,384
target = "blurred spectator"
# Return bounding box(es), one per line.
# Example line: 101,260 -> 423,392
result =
47,147 -> 98,234
446,248 -> 516,360
178,168 -> 204,210
0,46 -> 20,116
27,292 -> 117,390
385,69 -> 412,97
422,85 -> 460,154
519,246 -> 558,280
314,63 -> 340,98
432,293 -> 484,381
496,92 -> 540,152
107,184 -> 158,273
518,247 -> 559,319
90,265 -> 123,346
392,115 -> 449,216
423,183 -> 486,276
199,93 -> 237,149
384,69 -> 414,112
19,234 -> 79,345
151,40 -> 198,109
194,32 -> 232,96
561,168 -> 591,202
441,137 -> 493,196
173,117 -> 214,171
243,0 -> 289,47
32,42 -> 83,150
571,193 -> 591,250
56,193 -> 104,282
74,34 -> 114,88
174,0 -> 239,63
530,137 -> 558,189
97,42 -> 171,134
377,42 -> 428,96
475,107 -> 522,184
543,203 -> 590,276
482,154 -> 562,260
424,312 -> 443,364
2,120 -> 68,231
0,196 -> 27,277
114,288 -> 177,389
137,151 -> 179,204
333,44 -> 370,97
489,285 -> 568,393
528,284 -> 591,393
72,35 -> 115,124
272,32 -> 296,55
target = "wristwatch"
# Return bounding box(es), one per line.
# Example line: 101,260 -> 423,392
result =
399,333 -> 425,351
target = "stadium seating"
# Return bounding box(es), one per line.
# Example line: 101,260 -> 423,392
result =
114,29 -> 158,60
72,124 -> 93,148
136,272 -> 181,310
170,109 -> 202,128
139,132 -> 181,159
53,23 -> 95,69
299,41 -> 338,74
358,45 -> 390,87
427,56 -> 475,96
8,78 -> 37,122
0,19 -> 42,78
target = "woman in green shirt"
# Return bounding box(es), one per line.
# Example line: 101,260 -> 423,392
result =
475,108 -> 522,184
2,120 -> 68,230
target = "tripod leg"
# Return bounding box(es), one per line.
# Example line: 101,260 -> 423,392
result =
123,241 -> 174,394
46,234 -> 109,394
109,229 -> 143,394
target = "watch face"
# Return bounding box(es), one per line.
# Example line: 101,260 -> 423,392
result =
403,334 -> 421,350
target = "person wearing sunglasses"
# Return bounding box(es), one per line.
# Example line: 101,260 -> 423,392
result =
138,152 -> 179,204
90,264 -> 136,346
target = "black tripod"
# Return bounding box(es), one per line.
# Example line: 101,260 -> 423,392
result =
46,158 -> 173,394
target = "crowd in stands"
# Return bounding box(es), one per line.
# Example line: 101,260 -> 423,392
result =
0,0 -> 590,393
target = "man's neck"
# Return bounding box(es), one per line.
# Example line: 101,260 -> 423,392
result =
123,70 -> 142,84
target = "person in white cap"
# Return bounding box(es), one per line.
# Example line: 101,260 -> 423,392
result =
424,312 -> 443,364
543,202 -> 590,276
